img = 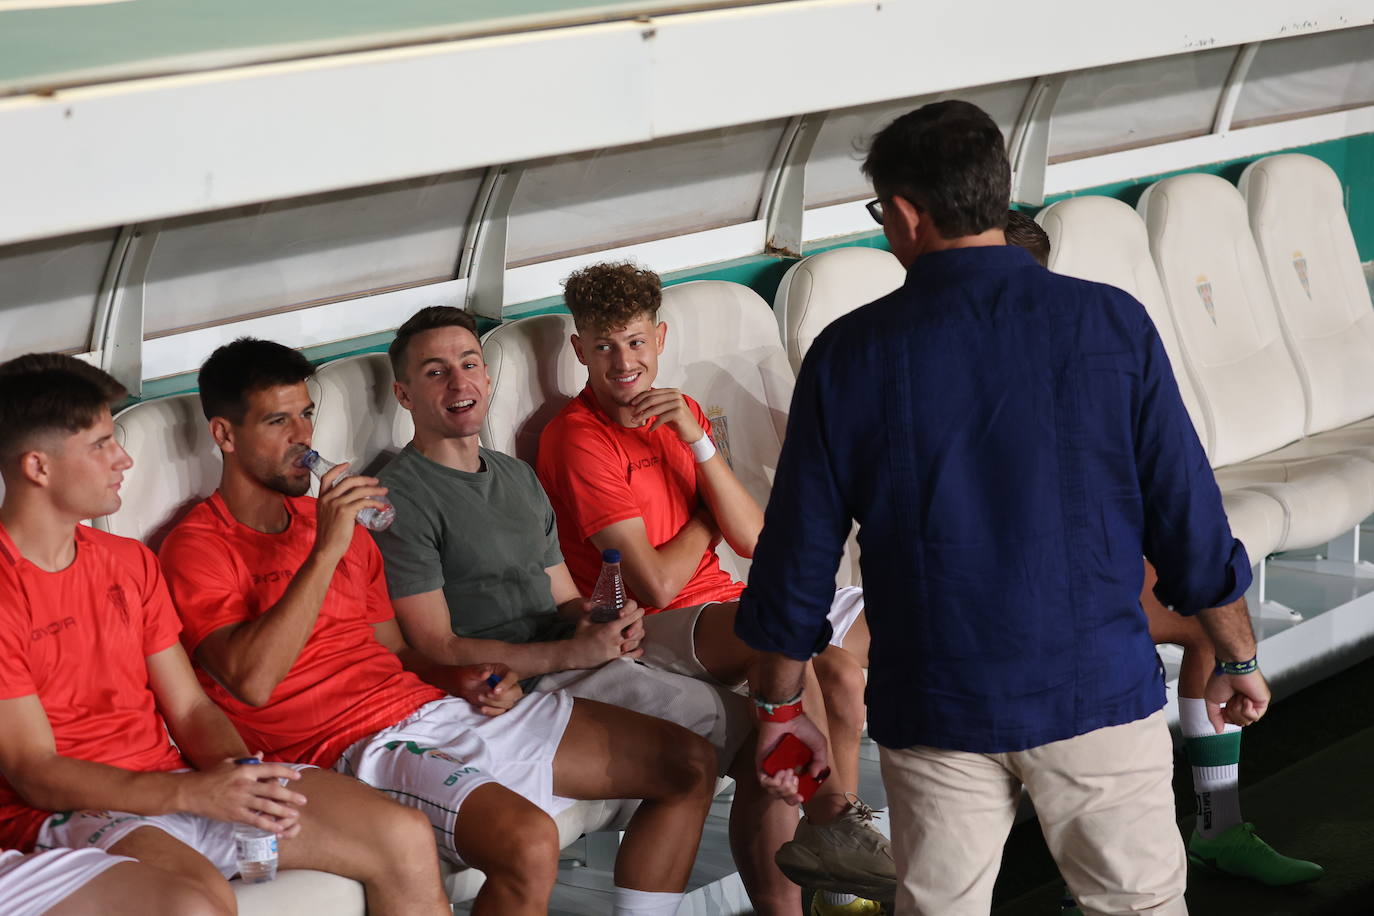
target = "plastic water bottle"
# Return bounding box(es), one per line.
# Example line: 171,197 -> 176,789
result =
232,759 -> 279,884
296,449 -> 396,531
588,549 -> 626,623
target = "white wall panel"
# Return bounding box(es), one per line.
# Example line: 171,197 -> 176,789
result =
1050,48 -> 1236,161
804,80 -> 1032,209
0,229 -> 114,357
1234,25 -> 1374,126
142,171 -> 482,336
505,121 -> 786,265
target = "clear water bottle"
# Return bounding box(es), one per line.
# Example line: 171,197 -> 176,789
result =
232,759 -> 279,884
296,449 -> 396,531
588,549 -> 625,623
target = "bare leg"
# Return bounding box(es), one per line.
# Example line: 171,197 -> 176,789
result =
727,734 -> 804,916
45,859 -> 227,916
1141,561 -> 1215,698
277,768 -> 450,916
840,610 -> 871,668
552,698 -> 715,892
452,783 -> 561,916
812,646 -> 866,795
692,603 -> 855,823
108,826 -> 237,916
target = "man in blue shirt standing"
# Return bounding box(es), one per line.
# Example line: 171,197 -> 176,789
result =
736,100 -> 1271,915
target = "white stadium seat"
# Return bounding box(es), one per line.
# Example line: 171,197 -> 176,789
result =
1136,173 -> 1374,552
773,246 -> 906,373
657,280 -> 796,584
311,352 -> 414,477
1037,195 -> 1288,563
480,313 -> 584,465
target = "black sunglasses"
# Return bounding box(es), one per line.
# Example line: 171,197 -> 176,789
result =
866,199 -> 885,225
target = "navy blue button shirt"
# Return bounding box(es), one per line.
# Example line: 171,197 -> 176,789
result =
737,245 -> 1251,754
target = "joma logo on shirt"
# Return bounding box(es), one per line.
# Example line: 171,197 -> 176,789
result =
252,569 -> 296,586
627,456 -> 661,475
107,584 -> 130,625
31,618 -> 77,642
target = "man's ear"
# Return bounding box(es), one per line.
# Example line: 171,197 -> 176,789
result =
888,194 -> 923,240
655,321 -> 667,355
392,379 -> 413,411
16,450 -> 51,488
570,333 -> 588,367
209,417 -> 235,453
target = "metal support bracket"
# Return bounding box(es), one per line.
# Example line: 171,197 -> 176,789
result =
459,165 -> 524,321
1212,42 -> 1261,135
91,223 -> 160,398
1008,75 -> 1066,207
760,112 -> 827,258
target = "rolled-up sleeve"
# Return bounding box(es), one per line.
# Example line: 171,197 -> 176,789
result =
1133,313 -> 1252,613
736,335 -> 852,659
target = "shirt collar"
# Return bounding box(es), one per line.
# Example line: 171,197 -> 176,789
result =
903,244 -> 1038,287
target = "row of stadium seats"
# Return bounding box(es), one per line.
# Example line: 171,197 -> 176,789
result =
91,151 -> 1367,911
774,154 -> 1374,597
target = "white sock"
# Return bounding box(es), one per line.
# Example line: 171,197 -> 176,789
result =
819,891 -> 860,905
1178,696 -> 1243,838
613,887 -> 684,916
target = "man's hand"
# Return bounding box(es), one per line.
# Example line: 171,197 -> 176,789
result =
755,714 -> 830,806
311,463 -> 389,565
629,388 -> 705,443
564,601 -> 646,669
1203,669 -> 1271,732
451,664 -> 524,716
178,757 -> 306,836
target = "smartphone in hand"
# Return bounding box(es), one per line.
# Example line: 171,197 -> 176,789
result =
761,733 -> 829,803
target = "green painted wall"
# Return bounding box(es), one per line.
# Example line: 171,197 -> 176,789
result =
137,131 -> 1374,403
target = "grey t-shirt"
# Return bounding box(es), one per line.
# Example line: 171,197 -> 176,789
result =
375,444 -> 574,645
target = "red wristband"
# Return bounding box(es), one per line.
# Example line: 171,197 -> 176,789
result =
756,699 -> 804,723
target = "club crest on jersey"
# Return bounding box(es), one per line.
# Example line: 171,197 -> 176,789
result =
705,406 -> 733,469
1195,276 -> 1216,325
107,584 -> 130,625
1292,251 -> 1311,298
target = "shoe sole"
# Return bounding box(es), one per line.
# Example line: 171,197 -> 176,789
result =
776,843 -> 897,903
1187,852 -> 1324,887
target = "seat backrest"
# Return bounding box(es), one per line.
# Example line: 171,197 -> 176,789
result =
99,393 -> 222,548
1036,195 -> 1211,457
480,313 -> 584,466
1239,153 -> 1374,435
772,246 -> 906,372
656,280 -> 796,583
312,353 -> 415,477
1137,172 -> 1307,468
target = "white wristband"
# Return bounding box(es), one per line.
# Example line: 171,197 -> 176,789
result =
688,431 -> 717,463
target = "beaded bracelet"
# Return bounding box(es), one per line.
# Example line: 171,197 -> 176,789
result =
1216,657 -> 1259,676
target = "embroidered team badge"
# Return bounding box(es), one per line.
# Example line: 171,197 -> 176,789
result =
1292,251 -> 1311,298
1195,276 -> 1217,326
705,405 -> 733,469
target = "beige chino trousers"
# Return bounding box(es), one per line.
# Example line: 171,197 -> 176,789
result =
879,709 -> 1187,916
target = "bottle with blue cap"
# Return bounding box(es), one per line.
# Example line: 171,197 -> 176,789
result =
231,757 -> 279,884
587,549 -> 626,623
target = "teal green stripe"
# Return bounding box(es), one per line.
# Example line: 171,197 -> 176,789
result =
1186,730 -> 1242,768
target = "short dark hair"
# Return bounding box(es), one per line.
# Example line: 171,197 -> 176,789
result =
388,306 -> 480,381
563,262 -> 662,335
197,337 -> 315,423
863,100 -> 1011,239
1005,210 -> 1051,266
0,353 -> 128,464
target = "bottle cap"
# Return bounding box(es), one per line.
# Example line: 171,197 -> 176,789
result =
234,757 -> 262,765
295,449 -> 319,469
602,548 -> 621,563
485,673 -> 503,689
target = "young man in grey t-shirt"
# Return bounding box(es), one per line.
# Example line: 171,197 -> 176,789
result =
375,306 -> 894,916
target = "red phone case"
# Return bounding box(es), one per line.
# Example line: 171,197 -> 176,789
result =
761,733 -> 828,802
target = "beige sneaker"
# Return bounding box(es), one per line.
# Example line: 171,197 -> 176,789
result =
775,795 -> 896,902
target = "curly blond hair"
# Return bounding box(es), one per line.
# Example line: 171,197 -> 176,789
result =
563,262 -> 661,334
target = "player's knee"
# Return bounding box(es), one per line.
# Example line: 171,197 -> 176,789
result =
817,654 -> 868,726
176,873 -> 235,916
376,804 -> 440,867
491,808 -> 560,889
661,729 -> 717,801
